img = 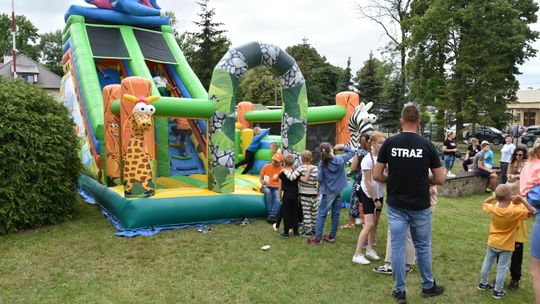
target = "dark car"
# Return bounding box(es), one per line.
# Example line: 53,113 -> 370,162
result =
465,126 -> 505,145
521,130 -> 540,147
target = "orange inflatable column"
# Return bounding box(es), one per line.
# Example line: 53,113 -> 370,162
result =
119,77 -> 157,198
336,92 -> 360,145
237,101 -> 253,129
103,84 -> 122,186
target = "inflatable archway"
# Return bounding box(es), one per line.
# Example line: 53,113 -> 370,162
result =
208,42 -> 308,193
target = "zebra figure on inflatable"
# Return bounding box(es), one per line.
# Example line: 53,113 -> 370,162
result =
346,101 -> 377,149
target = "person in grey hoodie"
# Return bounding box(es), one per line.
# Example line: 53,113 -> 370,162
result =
308,142 -> 356,244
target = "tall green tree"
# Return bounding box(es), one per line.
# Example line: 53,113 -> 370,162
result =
0,14 -> 39,61
378,78 -> 404,133
39,30 -> 63,76
407,0 -> 539,139
237,67 -> 281,106
355,52 -> 396,124
337,57 -> 353,92
355,52 -> 384,107
189,0 -> 231,89
286,40 -> 343,106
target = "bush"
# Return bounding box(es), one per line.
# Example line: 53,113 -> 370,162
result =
0,77 -> 81,234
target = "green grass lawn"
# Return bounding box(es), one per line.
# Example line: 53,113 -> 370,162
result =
0,193 -> 535,303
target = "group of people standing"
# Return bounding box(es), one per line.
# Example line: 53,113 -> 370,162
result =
251,104 -> 445,304
238,104 -> 540,303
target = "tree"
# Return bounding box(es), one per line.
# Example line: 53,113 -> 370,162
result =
407,0 -> 539,140
355,0 -> 413,96
0,14 -> 39,61
176,31 -> 198,64
189,0 -> 231,89
286,40 -> 343,106
378,78 -> 403,133
39,30 -> 63,76
237,67 -> 281,106
355,52 -> 384,106
337,57 -> 353,92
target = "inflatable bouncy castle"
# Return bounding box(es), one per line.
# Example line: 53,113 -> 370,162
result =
62,1 -> 376,232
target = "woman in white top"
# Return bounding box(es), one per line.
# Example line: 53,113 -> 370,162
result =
500,135 -> 516,183
352,132 -> 386,265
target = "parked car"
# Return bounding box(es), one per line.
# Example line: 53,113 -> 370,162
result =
525,125 -> 540,133
465,126 -> 505,145
521,129 -> 540,147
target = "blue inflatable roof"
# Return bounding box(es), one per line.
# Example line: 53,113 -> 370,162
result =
65,5 -> 169,27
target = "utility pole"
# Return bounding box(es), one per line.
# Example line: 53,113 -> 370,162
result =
12,0 -> 17,78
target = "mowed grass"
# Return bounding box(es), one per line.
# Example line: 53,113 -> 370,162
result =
0,193 -> 535,304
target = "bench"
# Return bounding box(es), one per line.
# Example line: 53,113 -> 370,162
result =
437,169 -> 501,197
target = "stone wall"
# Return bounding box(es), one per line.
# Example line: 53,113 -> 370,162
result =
437,171 -> 501,197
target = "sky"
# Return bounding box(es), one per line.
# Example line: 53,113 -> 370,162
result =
3,0 -> 540,89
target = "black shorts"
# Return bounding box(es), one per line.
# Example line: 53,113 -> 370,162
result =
359,188 -> 383,215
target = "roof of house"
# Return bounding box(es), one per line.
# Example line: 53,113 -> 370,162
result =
516,89 -> 540,103
0,54 -> 61,89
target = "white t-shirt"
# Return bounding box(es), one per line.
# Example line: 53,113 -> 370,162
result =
500,143 -> 515,163
360,153 -> 385,198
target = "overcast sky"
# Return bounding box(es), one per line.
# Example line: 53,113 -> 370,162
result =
3,0 -> 540,89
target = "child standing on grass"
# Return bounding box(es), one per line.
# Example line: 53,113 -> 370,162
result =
278,154 -> 301,237
282,150 -> 318,236
308,143 -> 356,245
477,184 -> 534,300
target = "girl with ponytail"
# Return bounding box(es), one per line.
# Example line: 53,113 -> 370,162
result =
307,142 -> 356,244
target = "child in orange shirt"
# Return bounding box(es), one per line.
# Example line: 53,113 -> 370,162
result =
477,184 -> 534,300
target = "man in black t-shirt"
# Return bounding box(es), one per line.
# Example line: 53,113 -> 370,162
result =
373,104 -> 446,303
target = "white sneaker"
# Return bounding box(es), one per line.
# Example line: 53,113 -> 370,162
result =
366,249 -> 381,260
272,223 -> 278,232
355,218 -> 362,225
352,254 -> 371,265
447,172 -> 456,178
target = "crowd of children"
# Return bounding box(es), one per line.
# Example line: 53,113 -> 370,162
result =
242,133 -> 540,303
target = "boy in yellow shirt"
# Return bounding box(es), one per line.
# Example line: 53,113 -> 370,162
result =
477,184 -> 535,300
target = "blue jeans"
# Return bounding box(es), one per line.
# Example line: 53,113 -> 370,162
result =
444,154 -> 455,170
315,192 -> 342,239
261,186 -> 280,217
480,246 -> 512,292
388,205 -> 434,292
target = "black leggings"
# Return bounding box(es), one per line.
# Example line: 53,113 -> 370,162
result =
282,193 -> 299,234
510,242 -> 524,281
235,150 -> 255,174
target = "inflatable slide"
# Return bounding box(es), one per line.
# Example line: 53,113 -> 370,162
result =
61,1 -> 372,232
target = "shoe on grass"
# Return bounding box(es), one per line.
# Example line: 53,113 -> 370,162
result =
322,235 -> 336,243
366,249 -> 380,260
421,281 -> 444,297
374,264 -> 392,274
492,290 -> 507,299
486,188 -> 493,193
508,279 -> 519,290
307,236 -> 321,245
392,290 -> 407,304
352,254 -> 370,265
477,282 -> 495,291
